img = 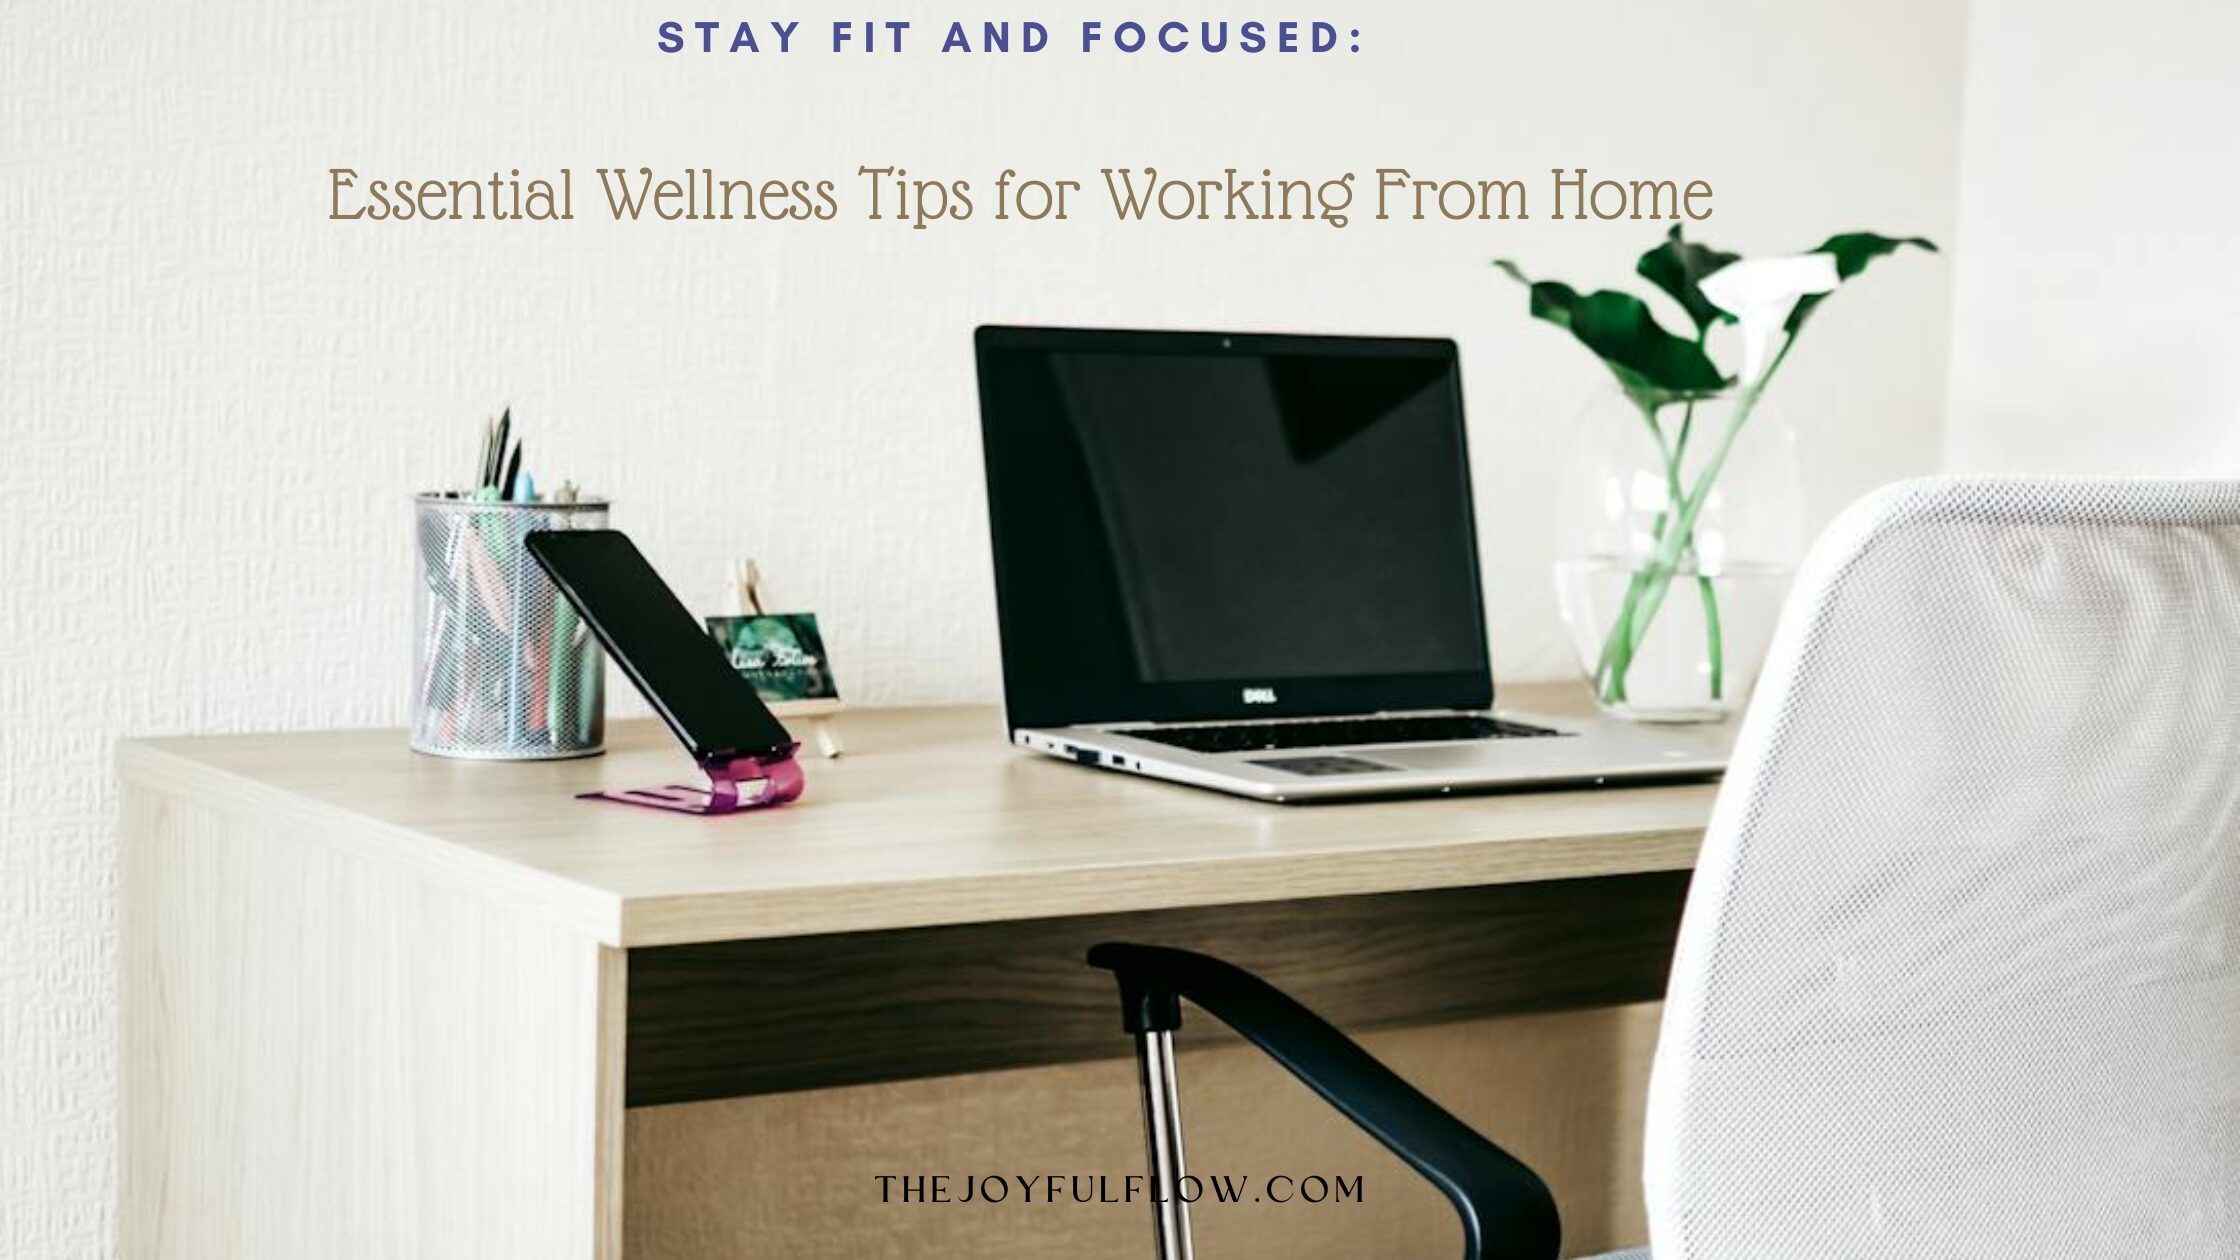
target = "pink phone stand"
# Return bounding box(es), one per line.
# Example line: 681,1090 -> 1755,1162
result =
580,744 -> 806,816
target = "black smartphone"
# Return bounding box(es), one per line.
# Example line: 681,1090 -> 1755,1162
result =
526,529 -> 793,762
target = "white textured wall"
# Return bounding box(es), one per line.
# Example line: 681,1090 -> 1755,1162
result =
1,1 -> 1964,1252
1946,0 -> 2240,472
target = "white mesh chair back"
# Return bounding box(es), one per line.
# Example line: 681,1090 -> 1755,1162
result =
1644,478 -> 2240,1260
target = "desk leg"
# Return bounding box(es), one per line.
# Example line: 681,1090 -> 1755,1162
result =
120,785 -> 625,1260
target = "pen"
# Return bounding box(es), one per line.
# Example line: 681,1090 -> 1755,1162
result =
486,407 -> 512,491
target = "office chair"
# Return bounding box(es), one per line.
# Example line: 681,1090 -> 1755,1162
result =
1091,478 -> 2240,1260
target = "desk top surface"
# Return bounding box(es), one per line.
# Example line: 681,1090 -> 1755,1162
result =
118,683 -> 1727,948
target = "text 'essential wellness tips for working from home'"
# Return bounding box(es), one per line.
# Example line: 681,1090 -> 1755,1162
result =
328,167 -> 1717,230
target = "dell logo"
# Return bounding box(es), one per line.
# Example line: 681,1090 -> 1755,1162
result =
1242,687 -> 1278,705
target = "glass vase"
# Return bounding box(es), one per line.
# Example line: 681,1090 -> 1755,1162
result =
1553,389 -> 1804,722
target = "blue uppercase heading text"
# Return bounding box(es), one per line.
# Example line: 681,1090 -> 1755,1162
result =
654,19 -> 1363,55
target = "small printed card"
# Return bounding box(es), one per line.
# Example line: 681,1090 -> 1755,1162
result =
706,612 -> 840,704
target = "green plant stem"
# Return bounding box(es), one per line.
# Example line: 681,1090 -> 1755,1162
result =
1698,573 -> 1725,699
1594,333 -> 1793,709
1674,357 -> 1724,701
1592,408 -> 1683,703
1597,385 -> 1715,704
1623,335 -> 1797,660
1594,568 -> 1649,703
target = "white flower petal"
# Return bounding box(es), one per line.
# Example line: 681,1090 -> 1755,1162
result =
1700,254 -> 1840,318
1700,253 -> 1842,384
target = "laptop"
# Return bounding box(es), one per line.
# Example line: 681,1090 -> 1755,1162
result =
972,325 -> 1729,803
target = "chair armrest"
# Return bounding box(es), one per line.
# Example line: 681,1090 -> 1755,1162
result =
1087,942 -> 1562,1260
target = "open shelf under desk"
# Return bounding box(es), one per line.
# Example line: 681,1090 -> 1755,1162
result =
624,871 -> 1689,1106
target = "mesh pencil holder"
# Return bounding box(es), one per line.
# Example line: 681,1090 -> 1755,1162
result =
411,494 -> 610,759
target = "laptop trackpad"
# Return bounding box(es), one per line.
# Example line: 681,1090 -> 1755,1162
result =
1248,755 -> 1400,776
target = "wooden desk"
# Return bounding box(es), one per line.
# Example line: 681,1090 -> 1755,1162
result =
119,684 -> 1722,1260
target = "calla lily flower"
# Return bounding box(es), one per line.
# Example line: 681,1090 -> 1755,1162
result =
1700,254 -> 1840,384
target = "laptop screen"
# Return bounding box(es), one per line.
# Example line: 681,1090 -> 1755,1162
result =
975,326 -> 1491,730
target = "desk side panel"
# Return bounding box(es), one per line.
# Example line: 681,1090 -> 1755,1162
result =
120,782 -> 623,1260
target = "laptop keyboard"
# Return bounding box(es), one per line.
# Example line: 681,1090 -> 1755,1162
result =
1125,714 -> 1565,754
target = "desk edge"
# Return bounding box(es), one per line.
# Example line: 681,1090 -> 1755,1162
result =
116,738 -> 627,946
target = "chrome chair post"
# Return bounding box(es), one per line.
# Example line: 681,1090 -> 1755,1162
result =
1133,1029 -> 1196,1260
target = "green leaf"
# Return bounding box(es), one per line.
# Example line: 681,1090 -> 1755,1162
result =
1495,260 -> 1731,412
1819,232 -> 1939,279
1785,232 -> 1937,334
1493,260 -> 1581,331
1634,226 -> 1738,335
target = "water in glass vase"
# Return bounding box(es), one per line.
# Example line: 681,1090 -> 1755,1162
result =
1554,557 -> 1793,721
1553,389 -> 1804,723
